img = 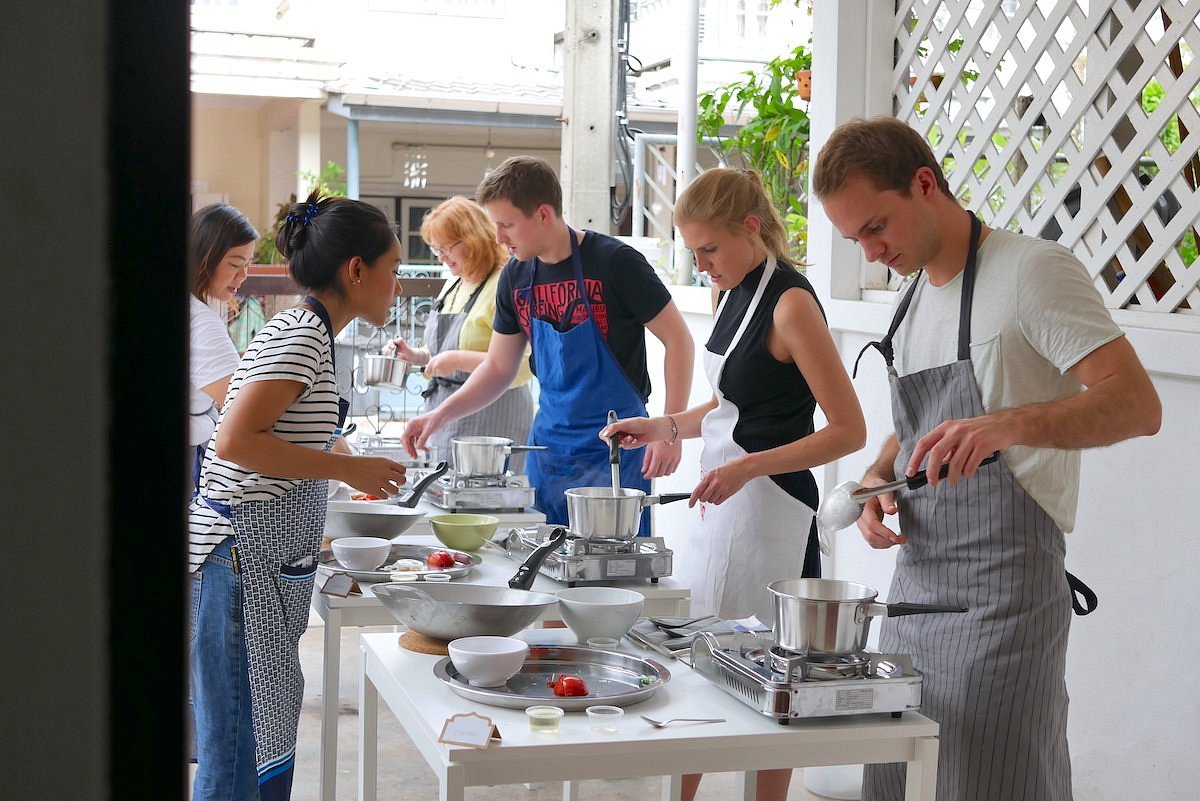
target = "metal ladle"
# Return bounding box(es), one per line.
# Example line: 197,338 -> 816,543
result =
817,453 -> 1001,534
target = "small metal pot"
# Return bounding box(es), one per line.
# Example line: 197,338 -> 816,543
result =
451,436 -> 547,476
354,353 -> 409,392
564,487 -> 692,541
768,578 -> 966,656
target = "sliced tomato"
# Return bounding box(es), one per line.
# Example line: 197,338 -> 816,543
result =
547,675 -> 589,697
426,550 -> 456,569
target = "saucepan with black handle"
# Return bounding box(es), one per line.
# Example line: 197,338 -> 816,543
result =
768,578 -> 967,656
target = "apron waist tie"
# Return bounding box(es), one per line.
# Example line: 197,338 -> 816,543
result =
1066,570 -> 1098,616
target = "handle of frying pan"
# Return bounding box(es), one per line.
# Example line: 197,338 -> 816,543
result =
883,602 -> 968,616
396,461 -> 449,508
904,451 -> 1001,491
645,493 -> 692,506
508,526 -> 569,590
607,410 -> 620,466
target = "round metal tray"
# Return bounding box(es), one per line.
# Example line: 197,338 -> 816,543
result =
433,645 -> 671,710
318,543 -> 480,582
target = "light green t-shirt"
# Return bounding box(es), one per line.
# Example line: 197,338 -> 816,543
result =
894,229 -> 1123,532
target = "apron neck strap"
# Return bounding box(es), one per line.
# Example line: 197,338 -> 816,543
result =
852,209 -> 983,377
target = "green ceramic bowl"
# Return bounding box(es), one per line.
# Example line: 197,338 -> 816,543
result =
428,514 -> 501,552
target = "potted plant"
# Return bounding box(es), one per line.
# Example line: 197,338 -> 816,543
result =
696,42 -> 813,263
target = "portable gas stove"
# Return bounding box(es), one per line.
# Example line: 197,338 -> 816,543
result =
504,524 -> 673,586
425,471 -> 537,513
691,632 -> 922,723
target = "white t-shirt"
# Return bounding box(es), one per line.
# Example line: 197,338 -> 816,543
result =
894,229 -> 1123,532
187,306 -> 341,572
189,295 -> 240,447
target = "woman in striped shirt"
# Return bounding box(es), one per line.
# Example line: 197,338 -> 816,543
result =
189,194 -> 406,801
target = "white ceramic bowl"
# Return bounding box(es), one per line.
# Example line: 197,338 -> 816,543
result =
448,636 -> 530,687
555,587 -> 645,644
330,537 -> 392,571
324,500 -> 426,540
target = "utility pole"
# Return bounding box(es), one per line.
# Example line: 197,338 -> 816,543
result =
560,0 -> 617,232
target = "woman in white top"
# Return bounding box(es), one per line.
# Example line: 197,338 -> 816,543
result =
188,203 -> 256,449
189,194 -> 407,801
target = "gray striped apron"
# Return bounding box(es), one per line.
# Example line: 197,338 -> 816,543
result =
230,478 -> 325,798
422,274 -> 534,471
861,215 -> 1074,801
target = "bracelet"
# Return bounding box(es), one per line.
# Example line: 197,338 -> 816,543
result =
665,414 -> 679,445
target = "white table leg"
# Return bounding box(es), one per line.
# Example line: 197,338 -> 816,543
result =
661,775 -> 683,801
733,770 -> 758,801
357,645 -> 379,801
320,607 -> 342,801
561,779 -> 580,800
441,764 -> 466,801
904,736 -> 940,801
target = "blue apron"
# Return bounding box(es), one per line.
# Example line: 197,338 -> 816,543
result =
521,229 -> 652,531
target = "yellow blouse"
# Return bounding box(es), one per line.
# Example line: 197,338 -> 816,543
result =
436,268 -> 533,389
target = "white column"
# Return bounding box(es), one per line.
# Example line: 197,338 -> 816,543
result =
561,0 -> 617,231
807,0 -> 893,302
296,99 -> 322,199
673,0 -> 701,284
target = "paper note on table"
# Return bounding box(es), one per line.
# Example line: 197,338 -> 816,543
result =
438,713 -> 502,749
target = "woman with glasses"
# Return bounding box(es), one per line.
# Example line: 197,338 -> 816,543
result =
388,196 -> 534,470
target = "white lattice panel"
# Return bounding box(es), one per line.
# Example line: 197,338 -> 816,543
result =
895,0 -> 1200,319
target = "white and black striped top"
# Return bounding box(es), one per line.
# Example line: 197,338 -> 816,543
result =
187,307 -> 339,573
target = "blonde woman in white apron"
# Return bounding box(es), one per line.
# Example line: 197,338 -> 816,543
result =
602,168 -> 866,801
389,197 -> 534,469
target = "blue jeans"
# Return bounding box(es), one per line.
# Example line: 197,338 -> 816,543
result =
190,536 -> 259,801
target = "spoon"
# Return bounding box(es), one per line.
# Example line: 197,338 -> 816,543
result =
640,715 -> 725,728
607,409 -> 621,496
817,453 -> 1001,534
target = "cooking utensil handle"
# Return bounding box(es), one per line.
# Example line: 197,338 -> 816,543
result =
509,445 -> 550,453
508,526 -> 568,590
885,602 -> 968,616
646,493 -> 692,506
396,461 -> 449,508
607,410 -> 620,465
905,452 -> 1000,490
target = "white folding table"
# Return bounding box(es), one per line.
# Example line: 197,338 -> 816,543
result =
358,630 -> 940,801
310,528 -> 691,801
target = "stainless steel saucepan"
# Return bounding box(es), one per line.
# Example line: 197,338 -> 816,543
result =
768,578 -> 967,656
564,487 -> 692,540
451,436 -> 548,476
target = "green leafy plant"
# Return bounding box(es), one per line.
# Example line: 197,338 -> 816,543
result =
696,42 -> 812,262
255,161 -> 348,264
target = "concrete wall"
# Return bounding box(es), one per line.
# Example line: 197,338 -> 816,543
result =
192,102 -> 264,226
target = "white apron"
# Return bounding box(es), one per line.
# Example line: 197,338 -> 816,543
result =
675,258 -> 817,624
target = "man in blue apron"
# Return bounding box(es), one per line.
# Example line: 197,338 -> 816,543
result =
813,117 -> 1160,801
402,156 -> 694,530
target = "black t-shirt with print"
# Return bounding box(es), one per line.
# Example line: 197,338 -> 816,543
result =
493,231 -> 671,401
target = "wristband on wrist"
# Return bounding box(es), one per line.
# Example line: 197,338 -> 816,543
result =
665,414 -> 679,445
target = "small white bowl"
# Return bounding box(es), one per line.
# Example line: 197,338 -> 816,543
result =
556,587 -> 645,644
448,636 -> 529,688
330,537 -> 392,571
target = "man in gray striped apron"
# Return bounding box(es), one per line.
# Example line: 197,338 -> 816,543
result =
813,117 -> 1161,801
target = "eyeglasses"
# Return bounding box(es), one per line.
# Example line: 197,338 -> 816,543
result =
430,240 -> 462,258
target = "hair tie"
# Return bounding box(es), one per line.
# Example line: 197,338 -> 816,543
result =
285,203 -> 321,227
